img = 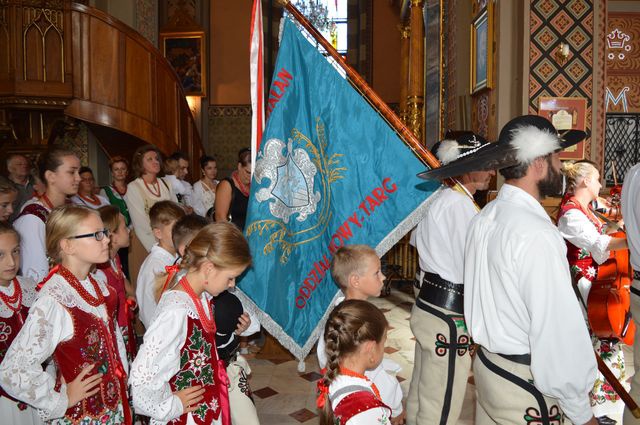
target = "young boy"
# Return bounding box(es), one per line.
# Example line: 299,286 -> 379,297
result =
136,200 -> 185,328
317,244 -> 405,424
171,213 -> 259,425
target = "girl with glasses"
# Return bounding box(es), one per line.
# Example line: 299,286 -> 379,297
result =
0,222 -> 40,424
130,222 -> 251,425
0,205 -> 131,425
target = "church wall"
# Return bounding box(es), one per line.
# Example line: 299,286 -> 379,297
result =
527,0 -> 607,167
207,1 -> 403,179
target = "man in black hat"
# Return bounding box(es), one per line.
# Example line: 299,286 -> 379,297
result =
463,115 -> 597,425
406,132 -> 495,425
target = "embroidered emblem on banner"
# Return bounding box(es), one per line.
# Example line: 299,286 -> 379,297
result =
247,118 -> 345,263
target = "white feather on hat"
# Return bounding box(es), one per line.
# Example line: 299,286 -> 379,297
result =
510,126 -> 560,164
435,139 -> 460,165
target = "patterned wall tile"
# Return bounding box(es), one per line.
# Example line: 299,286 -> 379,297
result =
606,13 -> 640,114
529,0 -> 595,159
207,105 -> 252,179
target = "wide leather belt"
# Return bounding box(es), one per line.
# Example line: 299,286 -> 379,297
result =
480,347 -> 531,366
416,271 -> 464,314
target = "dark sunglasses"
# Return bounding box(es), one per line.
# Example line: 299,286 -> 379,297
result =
68,229 -> 110,241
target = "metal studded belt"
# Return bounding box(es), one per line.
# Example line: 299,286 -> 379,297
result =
416,271 -> 464,314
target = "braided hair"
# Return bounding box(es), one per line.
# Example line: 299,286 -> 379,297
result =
319,299 -> 388,424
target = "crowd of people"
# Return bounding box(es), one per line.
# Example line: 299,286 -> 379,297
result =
0,113 -> 639,425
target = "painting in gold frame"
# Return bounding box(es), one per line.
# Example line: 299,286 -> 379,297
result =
470,1 -> 493,94
538,96 -> 587,160
160,31 -> 207,97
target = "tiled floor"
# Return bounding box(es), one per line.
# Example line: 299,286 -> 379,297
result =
244,282 -> 633,424
244,282 -> 476,424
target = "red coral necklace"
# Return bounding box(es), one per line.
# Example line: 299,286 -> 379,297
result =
58,266 -> 105,307
180,277 -> 215,334
0,278 -> 22,314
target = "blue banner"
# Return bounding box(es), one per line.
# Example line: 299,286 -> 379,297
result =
237,19 -> 440,360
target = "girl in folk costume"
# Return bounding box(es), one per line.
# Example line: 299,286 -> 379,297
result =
130,222 -> 252,425
0,205 -> 131,425
13,148 -> 81,282
100,157 -> 133,279
317,299 -> 392,425
0,223 -> 41,424
192,155 -> 219,218
557,160 -> 628,422
100,156 -> 132,228
96,205 -> 137,364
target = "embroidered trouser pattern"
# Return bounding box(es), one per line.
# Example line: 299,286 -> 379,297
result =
227,356 -> 260,425
406,300 -> 471,425
474,349 -> 564,425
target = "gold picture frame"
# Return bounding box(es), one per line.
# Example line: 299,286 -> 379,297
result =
470,1 -> 493,94
160,30 -> 207,97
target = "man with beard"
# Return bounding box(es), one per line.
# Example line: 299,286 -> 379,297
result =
462,115 -> 597,425
407,132 -> 495,425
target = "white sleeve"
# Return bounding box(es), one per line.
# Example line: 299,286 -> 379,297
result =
518,230 -> 596,425
346,407 -> 392,424
192,182 -> 207,217
558,209 -> 611,264
14,214 -> 48,282
130,306 -> 187,422
136,259 -> 159,329
182,182 -> 194,208
0,297 -> 74,421
366,360 -> 403,418
99,188 -> 108,199
124,182 -> 155,252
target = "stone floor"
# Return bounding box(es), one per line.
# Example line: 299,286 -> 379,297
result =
243,281 -> 633,424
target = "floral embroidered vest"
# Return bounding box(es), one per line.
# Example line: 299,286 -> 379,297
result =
96,259 -> 138,363
17,202 -> 49,223
558,197 -> 604,282
52,284 -> 128,423
167,316 -> 227,425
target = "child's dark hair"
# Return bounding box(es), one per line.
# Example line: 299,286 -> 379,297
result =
149,201 -> 185,229
155,222 -> 252,300
172,214 -> 211,253
319,299 -> 388,424
36,147 -> 77,185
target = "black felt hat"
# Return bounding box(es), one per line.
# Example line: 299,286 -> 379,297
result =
417,115 -> 587,181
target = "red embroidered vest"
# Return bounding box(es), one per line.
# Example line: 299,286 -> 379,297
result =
0,304 -> 29,408
17,203 -> 49,224
334,390 -> 390,425
52,284 -> 129,422
558,197 -> 604,282
167,315 -> 228,425
96,259 -> 137,361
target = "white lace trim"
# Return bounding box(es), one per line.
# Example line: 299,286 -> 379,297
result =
0,276 -> 37,317
152,290 -> 212,322
38,272 -> 112,319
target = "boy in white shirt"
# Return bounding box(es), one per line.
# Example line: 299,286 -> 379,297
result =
317,244 -> 405,425
136,200 -> 185,329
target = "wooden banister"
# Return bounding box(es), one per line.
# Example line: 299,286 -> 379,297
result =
0,0 -> 204,175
